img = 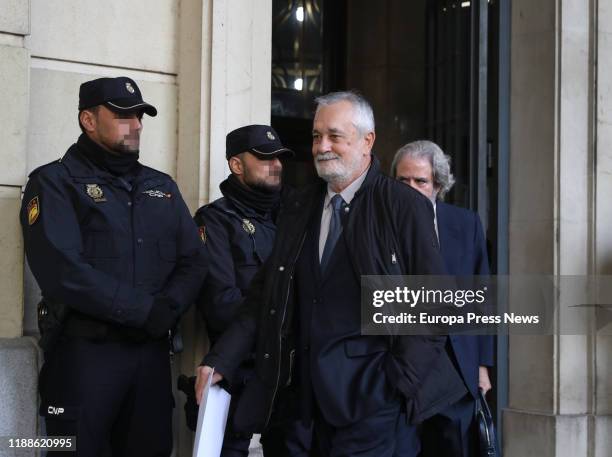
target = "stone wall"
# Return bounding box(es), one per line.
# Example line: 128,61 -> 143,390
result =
0,0 -> 28,339
0,1 -> 271,455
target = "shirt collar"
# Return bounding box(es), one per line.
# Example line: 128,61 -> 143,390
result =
324,165 -> 370,208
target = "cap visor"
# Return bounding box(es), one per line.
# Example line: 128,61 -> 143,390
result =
250,146 -> 295,159
106,100 -> 158,117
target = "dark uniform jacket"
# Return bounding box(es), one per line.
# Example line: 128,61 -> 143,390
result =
204,157 -> 467,432
20,140 -> 207,336
194,194 -> 276,344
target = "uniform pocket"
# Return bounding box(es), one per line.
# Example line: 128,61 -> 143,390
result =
83,231 -> 119,258
232,245 -> 259,267
155,241 -> 178,285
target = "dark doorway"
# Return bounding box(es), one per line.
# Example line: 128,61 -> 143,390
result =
271,0 -> 346,188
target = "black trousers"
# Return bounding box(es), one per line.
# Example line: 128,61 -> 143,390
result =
419,394 -> 476,457
39,337 -> 173,457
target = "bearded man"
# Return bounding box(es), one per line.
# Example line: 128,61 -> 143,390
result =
196,93 -> 466,457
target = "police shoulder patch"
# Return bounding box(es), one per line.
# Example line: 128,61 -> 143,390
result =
198,225 -> 207,244
27,196 -> 40,225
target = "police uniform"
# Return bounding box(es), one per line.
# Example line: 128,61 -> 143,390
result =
195,196 -> 275,343
195,125 -> 312,457
20,77 -> 207,457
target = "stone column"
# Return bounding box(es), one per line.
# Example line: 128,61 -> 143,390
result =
595,1 -> 612,455
505,0 -> 611,455
0,0 -> 29,339
0,0 -> 39,446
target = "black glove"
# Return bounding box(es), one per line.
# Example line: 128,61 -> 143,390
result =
177,375 -> 198,431
144,296 -> 179,339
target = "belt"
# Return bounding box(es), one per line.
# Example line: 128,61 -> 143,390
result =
62,313 -> 150,343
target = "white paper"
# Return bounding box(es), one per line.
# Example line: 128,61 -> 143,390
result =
192,369 -> 232,457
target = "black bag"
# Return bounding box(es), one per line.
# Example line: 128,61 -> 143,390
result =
475,390 -> 498,457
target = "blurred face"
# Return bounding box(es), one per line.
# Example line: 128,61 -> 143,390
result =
230,152 -> 283,193
312,100 -> 374,192
80,105 -> 143,154
395,155 -> 439,202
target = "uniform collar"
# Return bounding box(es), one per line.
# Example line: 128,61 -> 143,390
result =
226,195 -> 269,219
61,144 -> 115,179
60,144 -> 163,191
219,174 -> 280,219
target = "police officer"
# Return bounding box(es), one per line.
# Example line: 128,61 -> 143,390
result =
20,77 -> 208,457
194,125 -> 312,456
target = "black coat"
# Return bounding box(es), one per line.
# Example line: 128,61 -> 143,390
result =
204,158 -> 466,432
20,143 -> 207,330
194,196 -> 276,344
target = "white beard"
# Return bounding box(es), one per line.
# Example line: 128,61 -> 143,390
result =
314,151 -> 359,185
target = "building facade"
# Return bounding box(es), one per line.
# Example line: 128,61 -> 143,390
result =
0,0 -> 611,455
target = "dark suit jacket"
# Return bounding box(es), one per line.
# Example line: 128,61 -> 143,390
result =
437,201 -> 494,397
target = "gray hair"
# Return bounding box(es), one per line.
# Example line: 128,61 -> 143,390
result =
390,140 -> 456,200
314,91 -> 375,136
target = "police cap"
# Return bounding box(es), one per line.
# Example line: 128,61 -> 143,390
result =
78,77 -> 157,117
226,125 -> 293,160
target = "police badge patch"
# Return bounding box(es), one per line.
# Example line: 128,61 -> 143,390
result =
198,226 -> 207,244
143,190 -> 172,198
242,219 -> 256,235
86,184 -> 106,202
27,196 -> 40,225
